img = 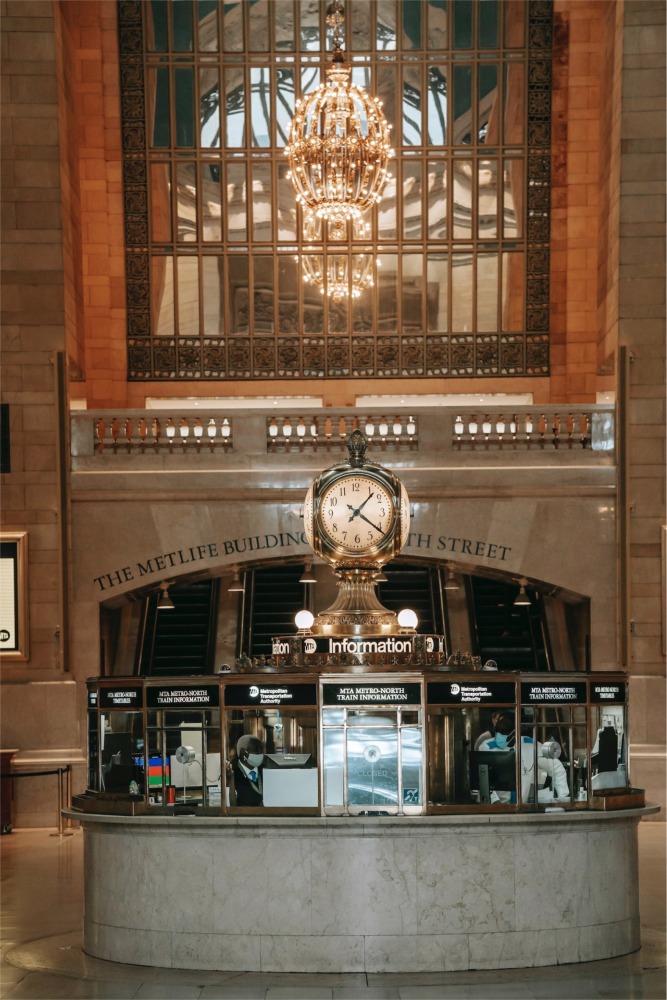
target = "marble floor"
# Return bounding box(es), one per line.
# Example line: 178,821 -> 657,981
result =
0,824 -> 664,1000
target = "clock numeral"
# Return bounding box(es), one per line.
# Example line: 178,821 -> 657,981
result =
338,486 -> 346,496
354,534 -> 361,543
327,509 -> 334,517
352,482 -> 360,492
332,522 -> 338,532
330,496 -> 338,506
367,531 -> 373,541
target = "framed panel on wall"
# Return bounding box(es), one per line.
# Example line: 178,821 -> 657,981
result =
0,532 -> 29,661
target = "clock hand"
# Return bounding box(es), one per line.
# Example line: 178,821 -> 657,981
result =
346,491 -> 375,523
346,503 -> 359,522
357,490 -> 375,514
358,512 -> 384,534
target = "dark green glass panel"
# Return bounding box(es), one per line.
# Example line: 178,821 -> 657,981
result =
452,64 -> 472,144
152,67 -> 171,147
402,0 -> 422,49
452,0 -> 473,49
149,0 -> 169,52
478,0 -> 499,48
175,68 -> 195,146
478,63 -> 498,143
172,0 -> 194,51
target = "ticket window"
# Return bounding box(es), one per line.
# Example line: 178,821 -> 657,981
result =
427,705 -> 517,807
519,706 -> 585,806
225,708 -> 319,809
590,704 -> 628,792
322,707 -> 424,816
87,710 -> 100,792
100,711 -> 145,794
145,710 -> 222,809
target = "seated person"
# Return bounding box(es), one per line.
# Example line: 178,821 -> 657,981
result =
478,713 -> 570,803
474,710 -> 502,750
226,734 -> 265,806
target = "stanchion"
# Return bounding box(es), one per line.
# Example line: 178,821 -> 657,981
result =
50,766 -> 74,838
0,764 -> 76,837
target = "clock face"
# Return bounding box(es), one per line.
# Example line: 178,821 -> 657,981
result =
319,475 -> 395,553
399,483 -> 410,549
303,484 -> 314,548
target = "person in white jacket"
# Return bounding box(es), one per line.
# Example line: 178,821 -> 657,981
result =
478,713 -> 570,803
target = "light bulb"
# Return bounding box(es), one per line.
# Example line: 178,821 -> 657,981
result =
295,609 -> 315,631
397,608 -> 418,630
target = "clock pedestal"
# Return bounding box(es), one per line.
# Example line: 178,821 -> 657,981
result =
312,567 -> 400,636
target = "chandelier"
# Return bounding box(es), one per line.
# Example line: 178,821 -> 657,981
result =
296,210 -> 378,301
286,0 -> 394,240
298,251 -> 376,302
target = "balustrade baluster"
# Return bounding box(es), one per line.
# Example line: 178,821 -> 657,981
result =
194,417 -> 203,450
95,419 -> 105,454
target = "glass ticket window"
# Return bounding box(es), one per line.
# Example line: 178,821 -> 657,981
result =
87,709 -> 100,792
518,705 -> 584,807
322,707 -> 423,816
518,679 -> 596,808
100,711 -> 145,794
224,708 -> 319,810
426,678 -> 517,809
590,703 -> 628,793
145,709 -> 222,809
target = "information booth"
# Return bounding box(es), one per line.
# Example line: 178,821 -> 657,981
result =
72,666 -> 654,974
80,669 -> 635,818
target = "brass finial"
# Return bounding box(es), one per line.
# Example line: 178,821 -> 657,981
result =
347,429 -> 367,466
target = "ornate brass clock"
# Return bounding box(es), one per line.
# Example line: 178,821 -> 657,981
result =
304,429 -> 410,635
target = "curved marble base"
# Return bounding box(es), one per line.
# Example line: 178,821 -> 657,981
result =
71,810 -> 655,973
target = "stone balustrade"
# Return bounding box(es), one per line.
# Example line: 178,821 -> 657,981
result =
70,405 -> 614,468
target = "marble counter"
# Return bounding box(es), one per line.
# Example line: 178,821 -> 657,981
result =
68,808 -> 658,973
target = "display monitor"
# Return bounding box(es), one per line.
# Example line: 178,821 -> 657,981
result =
469,750 -> 516,804
265,753 -> 311,768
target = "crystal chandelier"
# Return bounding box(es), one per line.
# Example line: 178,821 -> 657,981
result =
299,251 -> 375,302
286,0 -> 394,240
295,210 -> 379,301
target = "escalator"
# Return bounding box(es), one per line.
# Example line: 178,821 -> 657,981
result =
467,576 -> 550,671
376,562 -> 443,635
138,579 -> 219,675
244,564 -> 308,657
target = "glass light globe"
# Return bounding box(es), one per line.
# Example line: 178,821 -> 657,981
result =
295,610 -> 315,631
397,608 -> 418,630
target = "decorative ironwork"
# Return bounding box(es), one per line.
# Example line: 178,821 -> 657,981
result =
118,0 -> 553,381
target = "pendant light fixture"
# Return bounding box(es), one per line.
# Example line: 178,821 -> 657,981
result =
299,562 -> 318,584
228,568 -> 245,593
157,583 -> 175,610
286,1 -> 393,232
443,566 -> 460,591
514,580 -> 531,606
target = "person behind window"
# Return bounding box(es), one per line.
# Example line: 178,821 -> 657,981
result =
474,710 -> 503,750
226,734 -> 265,806
479,713 -> 570,803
